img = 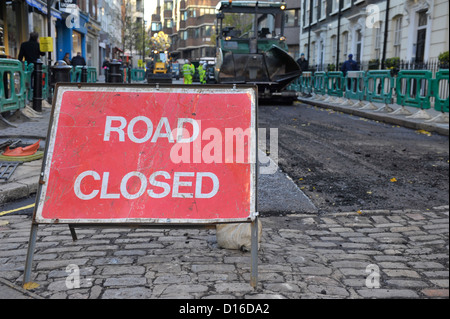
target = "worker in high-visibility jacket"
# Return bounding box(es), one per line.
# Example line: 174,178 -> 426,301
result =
182,60 -> 194,84
198,63 -> 207,84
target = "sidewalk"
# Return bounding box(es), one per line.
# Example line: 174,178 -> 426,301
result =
0,205 -> 448,299
297,94 -> 449,136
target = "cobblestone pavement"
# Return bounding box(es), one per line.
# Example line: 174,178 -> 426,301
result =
0,206 -> 448,299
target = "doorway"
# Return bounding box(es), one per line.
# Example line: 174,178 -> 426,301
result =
415,10 -> 427,63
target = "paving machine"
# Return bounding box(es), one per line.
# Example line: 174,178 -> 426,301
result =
215,1 -> 301,103
147,50 -> 172,84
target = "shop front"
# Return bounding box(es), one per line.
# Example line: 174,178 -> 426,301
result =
55,10 -> 88,62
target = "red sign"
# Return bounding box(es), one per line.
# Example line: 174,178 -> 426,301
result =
35,85 -> 257,224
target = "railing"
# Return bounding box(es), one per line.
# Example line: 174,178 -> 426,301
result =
0,58 -> 26,113
292,68 -> 449,123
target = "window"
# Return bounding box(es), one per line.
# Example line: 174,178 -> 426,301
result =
418,10 -> 427,27
393,16 -> 402,57
304,0 -> 310,26
151,22 -> 162,32
203,25 -> 212,37
320,0 -> 327,19
285,9 -> 298,27
313,0 -> 318,23
331,35 -> 337,61
374,22 -> 382,60
165,19 -> 173,29
343,0 -> 351,8
355,30 -> 362,61
342,31 -> 349,58
332,0 -> 339,12
164,1 -> 173,11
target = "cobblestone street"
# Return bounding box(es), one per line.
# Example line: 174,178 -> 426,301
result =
0,206 -> 448,299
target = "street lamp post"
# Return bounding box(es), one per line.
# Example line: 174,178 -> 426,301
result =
142,1 -> 145,63
381,0 -> 391,70
47,0 -> 52,66
336,0 -> 342,68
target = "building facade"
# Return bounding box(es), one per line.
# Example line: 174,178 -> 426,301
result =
299,0 -> 449,70
284,0 -> 301,59
98,0 -> 124,65
151,0 -> 217,62
0,0 -> 120,74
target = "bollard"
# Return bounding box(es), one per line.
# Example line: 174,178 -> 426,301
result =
33,59 -> 43,112
51,60 -> 72,83
81,66 -> 88,83
108,59 -> 123,83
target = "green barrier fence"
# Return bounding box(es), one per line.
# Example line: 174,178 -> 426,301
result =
287,77 -> 300,92
313,71 -> 327,97
70,66 -> 97,83
24,62 -> 34,102
24,62 -> 50,102
344,71 -> 366,101
42,64 -> 49,100
87,67 -> 97,83
131,69 -> 146,82
396,70 -> 433,109
433,69 -> 449,113
325,71 -> 344,98
365,70 -> 394,104
300,72 -> 313,95
292,68 -> 447,119
0,58 -> 26,112
70,66 -> 82,82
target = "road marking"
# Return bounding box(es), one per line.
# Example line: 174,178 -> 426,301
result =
0,204 -> 35,216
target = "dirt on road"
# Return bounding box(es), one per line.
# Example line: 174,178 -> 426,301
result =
258,103 -> 449,213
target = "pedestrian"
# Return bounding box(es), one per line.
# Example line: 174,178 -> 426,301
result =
102,57 -> 110,81
18,32 -> 45,66
198,63 -> 207,84
71,52 -> 86,67
63,53 -> 71,65
182,59 -> 194,84
296,53 -> 309,73
71,52 -> 86,81
341,54 -> 359,77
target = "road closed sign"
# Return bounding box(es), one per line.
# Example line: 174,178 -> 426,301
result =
34,84 -> 257,225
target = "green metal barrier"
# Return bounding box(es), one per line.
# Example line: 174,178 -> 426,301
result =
365,70 -> 394,104
396,70 -> 433,109
42,64 -> 49,100
70,66 -> 97,83
24,62 -> 50,101
325,71 -> 344,98
313,71 -> 327,97
300,72 -> 313,95
287,77 -> 300,92
344,71 -> 366,101
433,69 -> 449,113
87,67 -> 97,83
24,62 -> 34,102
0,58 -> 26,112
70,66 -> 83,82
131,69 -> 146,82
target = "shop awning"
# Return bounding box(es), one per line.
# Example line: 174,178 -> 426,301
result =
26,0 -> 63,20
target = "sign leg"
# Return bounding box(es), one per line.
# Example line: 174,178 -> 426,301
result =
69,225 -> 78,241
23,222 -> 39,286
250,216 -> 259,289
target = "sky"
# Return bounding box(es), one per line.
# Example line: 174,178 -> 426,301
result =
144,0 -> 158,23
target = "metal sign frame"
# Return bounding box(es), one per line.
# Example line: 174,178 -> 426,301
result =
23,83 -> 260,288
